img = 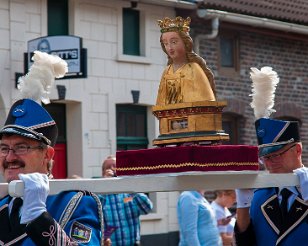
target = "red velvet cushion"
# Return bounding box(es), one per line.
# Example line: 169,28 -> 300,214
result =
116,145 -> 259,176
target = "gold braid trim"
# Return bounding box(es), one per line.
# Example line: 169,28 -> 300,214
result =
116,162 -> 259,171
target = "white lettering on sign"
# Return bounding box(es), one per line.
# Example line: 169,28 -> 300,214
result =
51,49 -> 79,60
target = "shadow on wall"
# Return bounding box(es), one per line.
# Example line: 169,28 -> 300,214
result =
0,95 -> 6,128
141,231 -> 179,246
0,96 -> 6,183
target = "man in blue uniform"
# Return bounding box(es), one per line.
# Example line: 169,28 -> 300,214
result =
0,51 -> 105,245
0,99 -> 104,245
235,118 -> 308,246
234,67 -> 308,246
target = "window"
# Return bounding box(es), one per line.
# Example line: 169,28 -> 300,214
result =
117,6 -> 151,64
48,0 -> 68,35
116,104 -> 149,150
222,113 -> 241,144
220,37 -> 234,67
218,32 -> 239,76
123,8 -> 140,56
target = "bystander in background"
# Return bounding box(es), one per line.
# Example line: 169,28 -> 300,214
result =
211,190 -> 236,246
99,155 -> 153,246
177,190 -> 222,246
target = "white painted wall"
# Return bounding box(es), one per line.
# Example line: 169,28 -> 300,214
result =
0,0 -> 181,237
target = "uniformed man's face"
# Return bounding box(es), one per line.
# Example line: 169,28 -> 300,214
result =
260,143 -> 302,173
162,32 -> 186,63
0,135 -> 52,183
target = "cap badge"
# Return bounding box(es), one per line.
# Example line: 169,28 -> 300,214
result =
12,105 -> 26,117
257,128 -> 265,138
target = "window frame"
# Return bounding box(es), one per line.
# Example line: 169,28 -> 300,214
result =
117,6 -> 151,64
122,8 -> 140,56
218,30 -> 240,77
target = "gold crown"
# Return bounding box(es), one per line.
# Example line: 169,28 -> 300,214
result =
158,16 -> 191,33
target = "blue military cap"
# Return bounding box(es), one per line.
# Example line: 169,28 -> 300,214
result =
255,118 -> 300,157
0,99 -> 58,146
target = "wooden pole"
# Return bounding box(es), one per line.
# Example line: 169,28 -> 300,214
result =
1,171 -> 299,198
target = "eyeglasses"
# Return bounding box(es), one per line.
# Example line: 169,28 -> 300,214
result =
0,144 -> 44,157
260,144 -> 296,162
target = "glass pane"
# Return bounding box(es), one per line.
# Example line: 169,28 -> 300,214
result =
117,112 -> 126,136
220,37 -> 234,67
48,0 -> 68,35
170,119 -> 188,130
135,113 -> 146,137
123,8 -> 140,55
126,113 -> 136,136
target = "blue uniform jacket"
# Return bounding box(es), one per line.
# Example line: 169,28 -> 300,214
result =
0,190 -> 103,245
235,188 -> 308,246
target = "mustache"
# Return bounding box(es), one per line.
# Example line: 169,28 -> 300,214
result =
3,160 -> 26,169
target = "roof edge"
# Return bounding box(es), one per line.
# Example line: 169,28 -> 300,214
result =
138,0 -> 197,9
200,9 -> 308,35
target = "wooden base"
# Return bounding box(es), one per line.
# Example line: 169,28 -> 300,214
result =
153,131 -> 229,146
152,101 -> 229,146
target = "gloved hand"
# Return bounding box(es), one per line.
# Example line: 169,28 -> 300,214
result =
293,166 -> 308,201
19,173 -> 49,224
235,189 -> 254,208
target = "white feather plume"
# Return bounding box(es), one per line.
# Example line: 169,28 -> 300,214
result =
17,51 -> 68,104
250,66 -> 279,119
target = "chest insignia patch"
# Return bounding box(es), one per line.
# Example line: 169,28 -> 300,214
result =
70,221 -> 92,243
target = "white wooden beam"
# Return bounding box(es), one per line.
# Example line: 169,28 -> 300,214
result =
1,171 -> 299,198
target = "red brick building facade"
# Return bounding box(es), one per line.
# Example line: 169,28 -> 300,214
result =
178,0 -> 308,163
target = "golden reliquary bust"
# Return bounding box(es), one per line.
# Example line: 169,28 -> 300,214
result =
152,16 -> 229,146
156,16 -> 216,106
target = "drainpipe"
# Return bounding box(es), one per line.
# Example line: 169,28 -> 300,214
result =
194,17 -> 219,55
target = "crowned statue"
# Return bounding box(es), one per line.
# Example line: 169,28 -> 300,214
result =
156,16 -> 216,105
152,16 -> 229,146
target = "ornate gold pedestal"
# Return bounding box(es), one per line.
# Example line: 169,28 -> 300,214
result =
152,101 -> 229,146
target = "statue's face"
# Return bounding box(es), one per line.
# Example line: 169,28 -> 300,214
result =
161,32 -> 186,63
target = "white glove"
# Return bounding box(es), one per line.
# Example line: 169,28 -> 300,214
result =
293,166 -> 308,201
19,173 -> 49,224
235,189 -> 254,208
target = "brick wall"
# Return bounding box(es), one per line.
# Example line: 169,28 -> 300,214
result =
194,23 -> 308,163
